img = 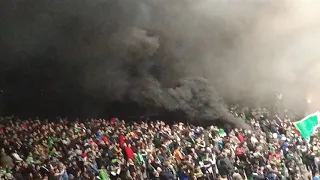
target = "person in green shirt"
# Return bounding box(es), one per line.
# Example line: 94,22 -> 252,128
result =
26,156 -> 34,164
48,137 -> 57,151
135,152 -> 144,164
99,166 -> 110,180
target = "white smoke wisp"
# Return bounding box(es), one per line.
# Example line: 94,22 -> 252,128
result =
193,0 -> 320,107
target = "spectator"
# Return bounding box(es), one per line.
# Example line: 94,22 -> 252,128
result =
0,105 -> 316,180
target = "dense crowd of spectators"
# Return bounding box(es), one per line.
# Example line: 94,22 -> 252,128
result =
0,106 -> 318,180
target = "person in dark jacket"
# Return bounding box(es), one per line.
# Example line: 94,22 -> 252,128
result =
252,167 -> 265,180
12,165 -> 24,180
217,151 -> 234,177
160,161 -> 174,180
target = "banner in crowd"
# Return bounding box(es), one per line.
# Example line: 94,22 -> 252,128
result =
293,111 -> 320,141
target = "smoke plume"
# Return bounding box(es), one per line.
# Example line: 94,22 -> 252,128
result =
1,0 -> 320,127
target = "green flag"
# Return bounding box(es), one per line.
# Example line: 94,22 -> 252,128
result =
135,153 -> 144,164
219,128 -> 226,137
293,112 -> 320,141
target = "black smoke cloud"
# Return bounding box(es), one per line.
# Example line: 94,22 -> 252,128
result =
1,0 -> 319,127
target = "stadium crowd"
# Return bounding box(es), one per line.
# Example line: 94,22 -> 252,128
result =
0,107 -> 319,180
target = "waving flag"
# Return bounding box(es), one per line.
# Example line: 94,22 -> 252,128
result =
219,128 -> 226,137
293,112 -> 320,141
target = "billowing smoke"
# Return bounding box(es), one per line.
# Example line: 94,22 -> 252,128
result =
1,0 -> 320,127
